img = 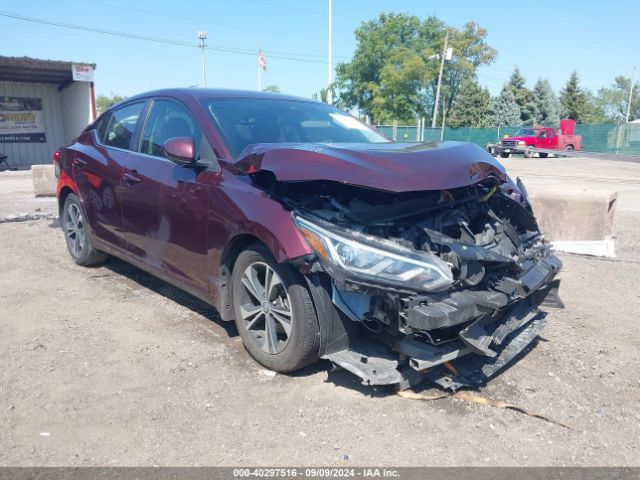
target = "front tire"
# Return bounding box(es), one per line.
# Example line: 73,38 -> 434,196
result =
62,193 -> 108,266
524,146 -> 535,158
499,151 -> 510,158
231,245 -> 319,373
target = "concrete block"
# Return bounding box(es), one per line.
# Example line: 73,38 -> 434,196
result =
32,165 -> 56,197
529,191 -> 617,242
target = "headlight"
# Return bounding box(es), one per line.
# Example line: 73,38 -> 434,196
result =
517,140 -> 526,146
295,216 -> 453,292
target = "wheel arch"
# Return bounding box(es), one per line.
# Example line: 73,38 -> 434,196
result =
57,186 -> 75,214
218,234 -> 269,321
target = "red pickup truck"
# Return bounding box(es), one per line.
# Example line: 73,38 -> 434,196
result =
496,119 -> 582,158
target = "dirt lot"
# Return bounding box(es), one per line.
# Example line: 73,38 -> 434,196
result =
1,157 -> 639,466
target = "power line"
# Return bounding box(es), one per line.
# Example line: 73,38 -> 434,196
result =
0,10 -> 336,65
242,0 -> 359,20
78,0 -> 328,42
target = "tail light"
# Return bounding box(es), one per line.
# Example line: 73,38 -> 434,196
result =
53,150 -> 61,178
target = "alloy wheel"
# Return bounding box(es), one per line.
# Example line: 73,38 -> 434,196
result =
238,262 -> 293,354
65,203 -> 85,257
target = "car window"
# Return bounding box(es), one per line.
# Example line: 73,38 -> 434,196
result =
201,98 -> 390,158
100,102 -> 144,150
140,99 -> 202,158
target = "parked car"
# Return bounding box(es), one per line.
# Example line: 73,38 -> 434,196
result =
497,119 -> 582,158
55,89 -> 562,390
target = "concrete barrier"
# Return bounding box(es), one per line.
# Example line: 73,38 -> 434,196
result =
32,165 -> 56,197
529,190 -> 617,257
529,191 -> 617,241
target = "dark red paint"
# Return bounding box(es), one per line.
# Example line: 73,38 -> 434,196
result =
234,141 -> 506,192
56,88 -> 509,314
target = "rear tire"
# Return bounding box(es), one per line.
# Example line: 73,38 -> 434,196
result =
539,152 -> 548,158
231,245 -> 320,373
565,144 -> 574,151
62,193 -> 108,266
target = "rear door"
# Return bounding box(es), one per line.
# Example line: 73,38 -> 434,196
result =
73,101 -> 145,252
122,98 -> 211,293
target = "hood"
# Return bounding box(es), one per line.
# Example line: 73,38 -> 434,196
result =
504,136 -> 532,141
233,141 -> 506,192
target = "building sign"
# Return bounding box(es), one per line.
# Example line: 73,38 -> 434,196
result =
0,96 -> 46,143
72,63 -> 94,82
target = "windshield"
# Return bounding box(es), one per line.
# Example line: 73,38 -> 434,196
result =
201,98 -> 390,158
514,128 -> 540,137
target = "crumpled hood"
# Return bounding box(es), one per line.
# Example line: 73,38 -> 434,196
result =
233,141 -> 506,192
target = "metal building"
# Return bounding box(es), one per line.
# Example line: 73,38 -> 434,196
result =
0,56 -> 96,169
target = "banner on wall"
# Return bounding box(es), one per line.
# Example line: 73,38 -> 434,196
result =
0,96 -> 46,143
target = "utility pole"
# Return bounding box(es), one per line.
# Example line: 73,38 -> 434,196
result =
616,66 -> 637,152
431,30 -> 449,128
625,66 -> 636,123
197,31 -> 207,88
440,94 -> 447,141
327,0 -> 333,104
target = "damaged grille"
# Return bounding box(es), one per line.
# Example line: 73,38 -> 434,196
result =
256,172 -> 561,360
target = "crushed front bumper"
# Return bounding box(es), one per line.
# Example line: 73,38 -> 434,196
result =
323,254 -> 563,391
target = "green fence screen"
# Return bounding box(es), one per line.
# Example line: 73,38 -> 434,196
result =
376,123 -> 640,155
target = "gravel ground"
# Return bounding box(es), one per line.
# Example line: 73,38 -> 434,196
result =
1,158 -> 639,466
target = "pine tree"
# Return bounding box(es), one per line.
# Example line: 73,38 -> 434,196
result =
448,79 -> 491,127
560,71 -> 590,123
488,89 -> 521,126
532,79 -> 560,126
504,67 -> 535,124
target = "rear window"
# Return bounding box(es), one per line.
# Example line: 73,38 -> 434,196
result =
98,102 -> 145,150
200,98 -> 389,158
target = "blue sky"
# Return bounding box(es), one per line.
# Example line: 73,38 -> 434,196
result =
1,0 -> 638,99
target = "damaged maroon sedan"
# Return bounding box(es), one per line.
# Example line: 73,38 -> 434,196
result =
55,89 -> 562,390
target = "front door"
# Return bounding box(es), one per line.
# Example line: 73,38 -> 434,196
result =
122,98 -> 210,294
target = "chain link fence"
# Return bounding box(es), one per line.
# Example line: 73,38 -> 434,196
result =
376,123 -> 640,155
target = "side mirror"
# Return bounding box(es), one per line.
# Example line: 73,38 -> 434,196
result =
163,137 -> 195,165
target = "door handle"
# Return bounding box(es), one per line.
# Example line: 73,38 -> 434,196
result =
73,157 -> 87,168
123,171 -> 141,185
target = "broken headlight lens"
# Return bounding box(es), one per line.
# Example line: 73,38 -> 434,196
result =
295,216 -> 453,292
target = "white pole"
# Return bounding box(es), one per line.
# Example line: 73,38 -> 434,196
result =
258,62 -> 261,91
432,29 -> 448,128
327,0 -> 333,105
440,95 -> 447,141
197,31 -> 207,87
625,66 -> 636,123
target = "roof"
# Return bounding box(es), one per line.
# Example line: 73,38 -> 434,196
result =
125,88 -> 314,104
0,56 -> 96,86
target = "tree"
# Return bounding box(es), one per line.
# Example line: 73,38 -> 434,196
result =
262,85 -> 281,93
436,21 -> 497,123
487,89 -> 521,127
334,13 -> 496,124
447,79 -> 490,127
96,93 -> 125,114
503,67 -> 535,124
372,47 -> 428,123
559,72 -> 591,123
531,79 -> 560,126
596,76 -> 640,122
